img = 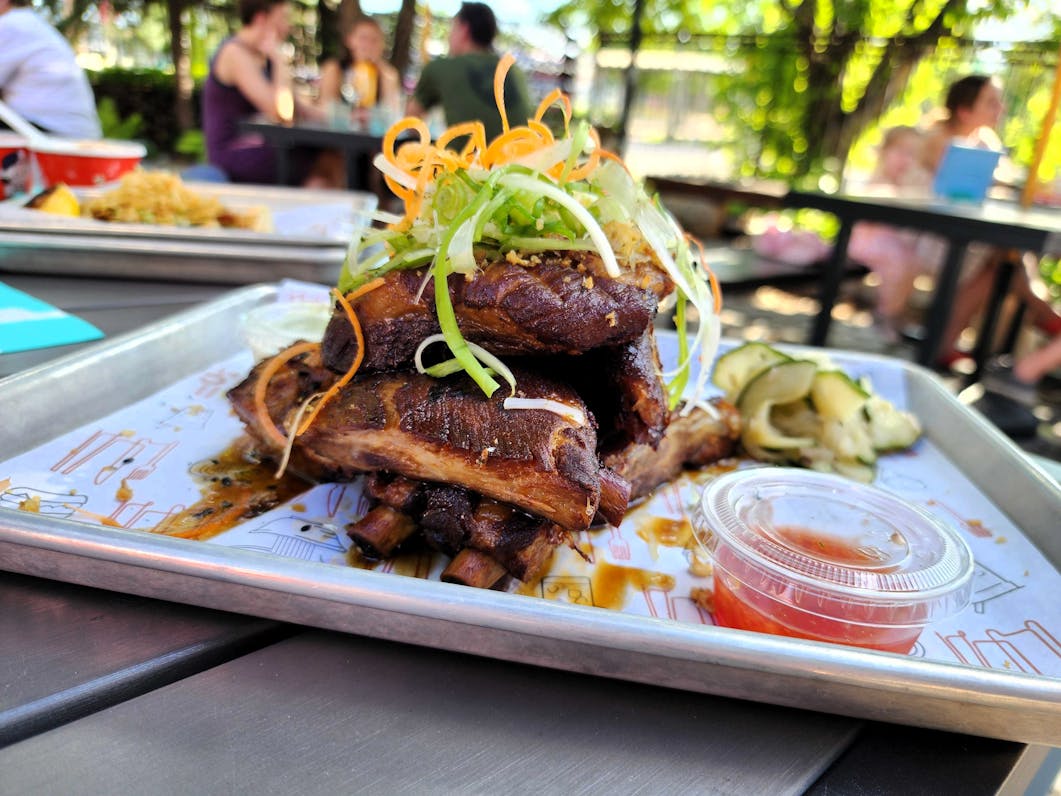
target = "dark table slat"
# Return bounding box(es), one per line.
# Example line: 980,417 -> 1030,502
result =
806,722 -> 1047,796
0,572 -> 289,747
0,630 -> 861,794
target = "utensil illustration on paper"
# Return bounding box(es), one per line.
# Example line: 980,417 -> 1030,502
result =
194,368 -> 246,400
234,515 -> 349,563
644,585 -> 713,624
970,561 -> 1023,613
0,485 -> 87,518
51,429 -> 179,485
937,621 -> 1061,675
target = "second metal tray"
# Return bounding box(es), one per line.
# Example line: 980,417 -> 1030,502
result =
0,184 -> 376,284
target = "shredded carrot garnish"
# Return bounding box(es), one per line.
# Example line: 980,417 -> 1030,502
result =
377,56 -> 612,227
533,88 -> 571,132
597,148 -> 628,169
252,341 -> 321,449
494,53 -> 517,135
685,233 -> 723,314
563,128 -> 603,183
436,121 -> 487,155
294,278 -> 386,436
483,127 -> 546,169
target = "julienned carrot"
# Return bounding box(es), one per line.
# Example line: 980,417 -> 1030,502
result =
252,341 -> 321,449
376,55 -> 612,228
294,278 -> 386,437
494,53 -> 516,135
685,233 -> 723,314
533,88 -> 571,131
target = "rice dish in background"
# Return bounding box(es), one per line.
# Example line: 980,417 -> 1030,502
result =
82,170 -> 272,231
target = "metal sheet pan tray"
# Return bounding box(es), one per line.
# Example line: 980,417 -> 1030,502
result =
0,183 -> 376,284
1,285 -> 1059,745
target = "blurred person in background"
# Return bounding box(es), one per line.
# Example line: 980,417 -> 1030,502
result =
917,74 -> 1061,368
202,0 -> 331,185
921,74 -> 1005,172
406,1 -> 532,143
983,331 -> 1061,406
0,0 -> 101,139
318,15 -> 402,130
847,126 -> 935,342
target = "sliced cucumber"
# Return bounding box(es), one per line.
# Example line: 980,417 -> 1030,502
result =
832,459 -> 876,483
738,360 -> 818,452
864,395 -> 922,450
725,347 -> 920,482
820,416 -> 877,465
771,398 -> 821,440
811,370 -> 869,421
712,342 -> 791,400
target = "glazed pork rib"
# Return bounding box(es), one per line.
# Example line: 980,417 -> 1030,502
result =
322,252 -> 673,374
604,399 -> 742,501
351,473 -> 563,586
229,362 -> 621,531
550,326 -> 669,453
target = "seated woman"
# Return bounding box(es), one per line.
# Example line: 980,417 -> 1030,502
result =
318,15 -> 402,131
202,0 -> 326,185
920,75 -> 1061,366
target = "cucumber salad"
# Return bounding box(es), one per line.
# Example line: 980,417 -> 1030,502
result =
713,342 -> 922,482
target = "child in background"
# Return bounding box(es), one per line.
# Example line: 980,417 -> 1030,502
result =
848,126 -> 934,341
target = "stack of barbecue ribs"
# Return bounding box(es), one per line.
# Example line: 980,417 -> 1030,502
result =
229,250 -> 739,589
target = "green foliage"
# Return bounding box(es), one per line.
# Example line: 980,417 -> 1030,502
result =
174,129 -> 206,160
96,96 -> 143,141
88,67 -> 203,154
566,0 -> 1058,182
1041,256 -> 1061,303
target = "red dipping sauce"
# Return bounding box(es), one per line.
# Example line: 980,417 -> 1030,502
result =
694,469 -> 974,654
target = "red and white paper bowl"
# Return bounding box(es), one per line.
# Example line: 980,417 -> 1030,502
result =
32,139 -> 146,188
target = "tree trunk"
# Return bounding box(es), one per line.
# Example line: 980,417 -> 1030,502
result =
615,0 -> 646,156
391,0 -> 417,80
168,0 -> 194,132
823,0 -> 962,172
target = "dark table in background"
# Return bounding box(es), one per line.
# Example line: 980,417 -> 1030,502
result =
0,275 -> 1058,794
647,175 -> 789,209
783,190 -> 1061,367
240,120 -> 384,193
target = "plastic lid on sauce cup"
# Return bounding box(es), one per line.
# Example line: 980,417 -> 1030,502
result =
693,468 -> 974,651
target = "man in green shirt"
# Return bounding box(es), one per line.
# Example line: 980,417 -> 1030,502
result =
407,2 -> 533,143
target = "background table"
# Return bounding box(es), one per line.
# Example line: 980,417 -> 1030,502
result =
239,120 -> 383,193
1,274 -> 1058,794
783,190 -> 1061,367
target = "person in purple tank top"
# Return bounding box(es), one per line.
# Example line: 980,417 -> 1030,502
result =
202,0 -> 327,185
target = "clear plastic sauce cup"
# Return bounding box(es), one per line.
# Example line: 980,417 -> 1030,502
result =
693,468 -> 974,653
